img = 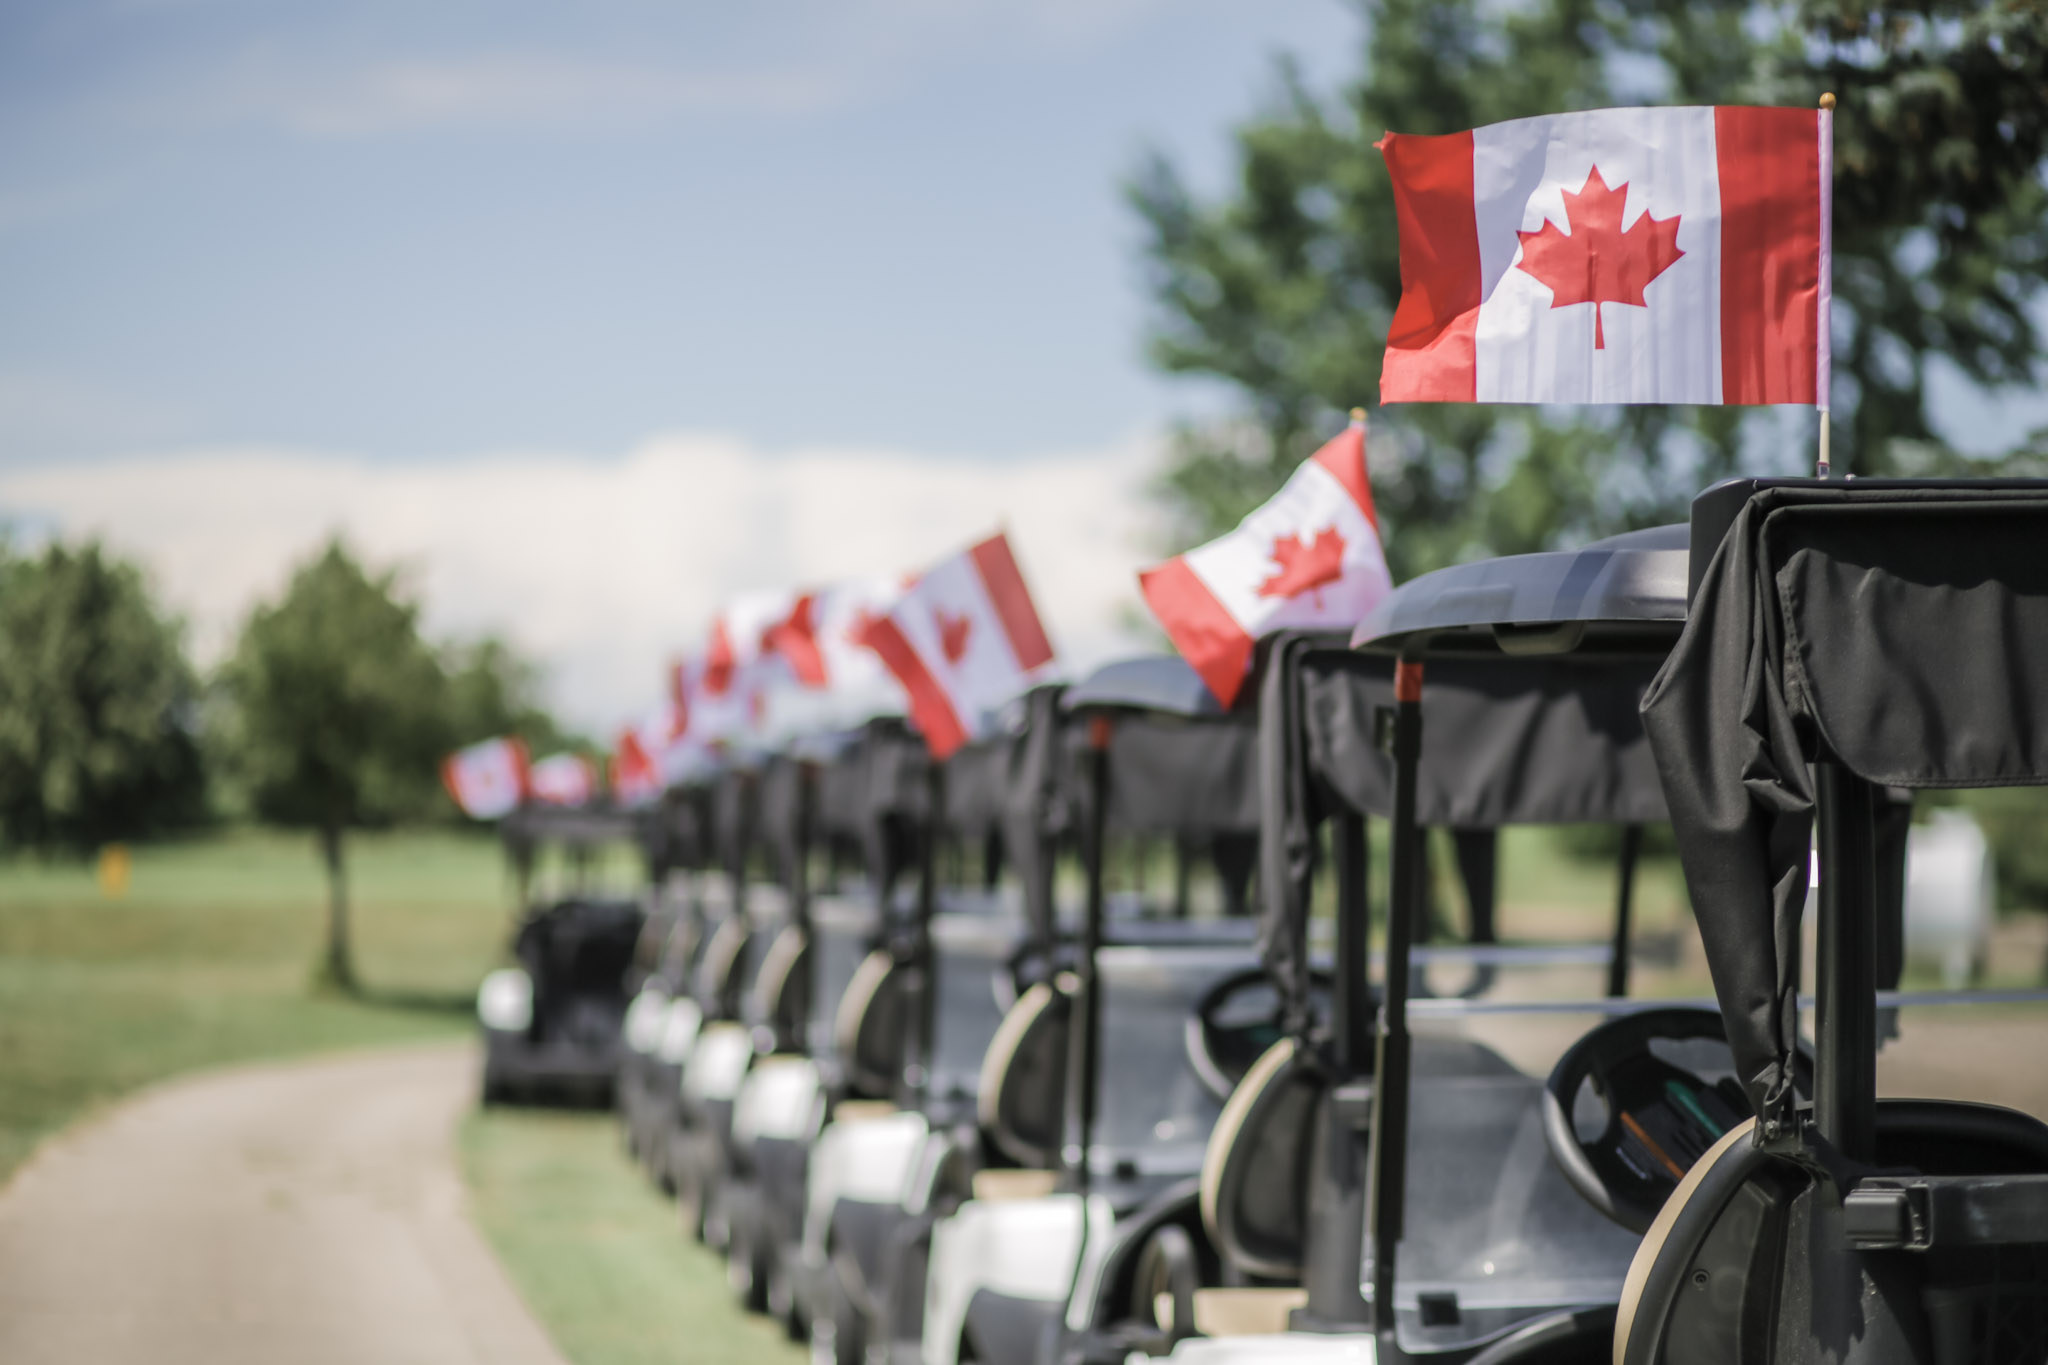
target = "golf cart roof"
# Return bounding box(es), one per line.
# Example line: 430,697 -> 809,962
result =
1061,655 -> 1224,717
1644,476 -> 2048,1118
1351,522 -> 1688,659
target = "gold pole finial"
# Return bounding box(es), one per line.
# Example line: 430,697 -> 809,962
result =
1819,92 -> 1836,111
1349,406 -> 1368,423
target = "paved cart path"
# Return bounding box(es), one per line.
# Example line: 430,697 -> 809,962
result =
0,1042 -> 567,1365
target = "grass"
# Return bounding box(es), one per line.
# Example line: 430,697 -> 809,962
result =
0,825 -> 541,1183
462,1106 -> 806,1365
0,823 -> 776,1365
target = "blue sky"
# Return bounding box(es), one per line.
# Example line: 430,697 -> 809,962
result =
4,1 -> 2041,730
0,0 -> 1357,465
0,2 -> 1361,725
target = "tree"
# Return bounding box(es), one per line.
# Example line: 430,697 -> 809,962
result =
1133,0 -> 2048,574
0,540 -> 205,851
443,636 -> 575,759
218,541 -> 453,991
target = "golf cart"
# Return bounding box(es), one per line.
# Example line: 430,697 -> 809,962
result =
670,762 -> 794,1245
479,804 -> 649,1106
921,655 -> 1308,1365
620,783 -> 715,1165
724,723 -> 933,1328
1620,478 -> 2048,1364
1133,524 -> 1708,1364
803,693 -> 1065,1365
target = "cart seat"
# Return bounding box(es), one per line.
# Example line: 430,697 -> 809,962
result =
834,949 -> 909,1099
1199,1037 -> 1324,1281
977,981 -> 1070,1167
1616,1101 -> 2048,1365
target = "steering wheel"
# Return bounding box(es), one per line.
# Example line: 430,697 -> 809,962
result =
1186,968 -> 1337,1101
1541,1007 -> 1785,1233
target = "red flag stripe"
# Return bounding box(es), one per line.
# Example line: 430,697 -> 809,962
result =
1715,106 -> 1822,404
861,615 -> 969,758
1138,556 -> 1256,709
1376,129 -> 1481,403
1309,423 -> 1379,531
968,533 -> 1054,672
764,594 -> 829,687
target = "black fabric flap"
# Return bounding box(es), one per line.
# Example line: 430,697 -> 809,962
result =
1303,652 -> 1668,828
1642,482 -> 2048,1128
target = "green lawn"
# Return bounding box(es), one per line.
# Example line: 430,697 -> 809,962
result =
0,824 -> 774,1365
463,1107 -> 806,1365
0,826 -> 532,1183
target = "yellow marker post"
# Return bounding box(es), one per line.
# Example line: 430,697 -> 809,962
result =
96,844 -> 132,899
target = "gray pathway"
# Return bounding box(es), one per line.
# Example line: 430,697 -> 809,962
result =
0,1042 -> 567,1365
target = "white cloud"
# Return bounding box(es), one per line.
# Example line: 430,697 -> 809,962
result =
0,434 -> 1167,733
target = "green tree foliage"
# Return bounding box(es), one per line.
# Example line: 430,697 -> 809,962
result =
444,637 -> 575,757
218,541 -> 456,990
1133,0 -> 2048,574
0,540 -> 205,852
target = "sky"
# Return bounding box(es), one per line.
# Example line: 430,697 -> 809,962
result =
0,0 -> 1360,730
4,2 -> 2043,736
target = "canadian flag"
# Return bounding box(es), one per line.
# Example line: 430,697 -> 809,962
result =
1140,415 -> 1392,708
442,737 -> 529,819
528,752 -> 599,807
702,590 -> 798,698
858,532 -> 1055,758
612,699 -> 697,807
1378,105 -> 1830,406
612,726 -> 662,807
681,636 -> 766,748
761,577 -> 905,700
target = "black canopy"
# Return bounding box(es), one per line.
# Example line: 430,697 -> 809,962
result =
1253,530 -> 1691,1022
1061,656 -> 1259,838
1641,479 -> 2048,1126
1062,654 -> 1225,718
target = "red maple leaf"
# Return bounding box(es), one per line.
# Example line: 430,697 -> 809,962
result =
1514,166 -> 1684,351
1257,526 -> 1348,601
935,608 -> 973,663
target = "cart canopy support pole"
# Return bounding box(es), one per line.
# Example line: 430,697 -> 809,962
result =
1365,656 -> 1425,1339
1816,763 -> 1878,1162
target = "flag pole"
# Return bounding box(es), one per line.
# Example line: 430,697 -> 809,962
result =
1817,92 -> 1836,478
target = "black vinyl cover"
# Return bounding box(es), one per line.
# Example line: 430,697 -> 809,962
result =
1259,638 -> 1670,1027
757,754 -> 808,895
1061,713 -> 1261,837
1004,686 -> 1067,947
814,742 -> 872,843
944,737 -> 1015,837
1058,656 -> 1259,837
1643,481 -> 2048,1126
828,699 -> 1066,941
648,785 -> 713,875
710,767 -> 756,881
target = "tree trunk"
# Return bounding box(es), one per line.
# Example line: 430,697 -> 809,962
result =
320,823 -> 355,993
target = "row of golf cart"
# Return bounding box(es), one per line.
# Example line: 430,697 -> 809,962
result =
498,478 -> 2048,1364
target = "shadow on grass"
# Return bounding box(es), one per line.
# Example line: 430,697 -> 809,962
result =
354,985 -> 478,1018
307,970 -> 479,1020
